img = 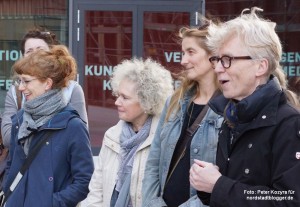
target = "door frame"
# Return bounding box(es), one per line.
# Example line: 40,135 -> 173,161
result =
69,0 -> 202,153
70,0 -> 202,84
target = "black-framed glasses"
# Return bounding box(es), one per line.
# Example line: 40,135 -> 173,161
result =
209,55 -> 252,69
14,78 -> 37,87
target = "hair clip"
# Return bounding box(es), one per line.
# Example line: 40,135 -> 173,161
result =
41,31 -> 50,35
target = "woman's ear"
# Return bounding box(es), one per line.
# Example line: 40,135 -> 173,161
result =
256,58 -> 269,77
45,78 -> 53,90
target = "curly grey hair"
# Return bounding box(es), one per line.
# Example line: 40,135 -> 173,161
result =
111,58 -> 174,115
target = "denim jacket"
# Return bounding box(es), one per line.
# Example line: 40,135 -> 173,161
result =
142,90 -> 223,207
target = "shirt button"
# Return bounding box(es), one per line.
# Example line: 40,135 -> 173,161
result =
245,169 -> 250,174
48,177 -> 53,182
193,148 -> 199,154
248,143 -> 253,148
16,126 -> 19,129
262,115 -> 267,119
227,158 -> 230,161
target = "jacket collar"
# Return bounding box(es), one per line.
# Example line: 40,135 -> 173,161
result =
41,106 -> 81,130
139,115 -> 159,149
13,105 -> 81,131
178,86 -> 195,114
210,76 -> 284,126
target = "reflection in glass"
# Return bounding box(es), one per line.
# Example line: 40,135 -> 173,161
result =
84,11 -> 133,152
143,12 -> 190,74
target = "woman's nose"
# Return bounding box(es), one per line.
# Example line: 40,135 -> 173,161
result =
115,96 -> 121,106
18,83 -> 26,91
181,54 -> 188,66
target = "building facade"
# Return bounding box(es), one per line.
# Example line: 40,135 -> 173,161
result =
0,0 -> 299,154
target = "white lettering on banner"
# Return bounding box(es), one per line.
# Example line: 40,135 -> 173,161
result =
281,52 -> 300,63
0,50 -> 22,61
283,66 -> 300,77
281,52 -> 300,77
103,80 -> 111,90
84,65 -> 114,76
164,52 -> 181,63
0,79 -> 13,90
84,65 -> 115,91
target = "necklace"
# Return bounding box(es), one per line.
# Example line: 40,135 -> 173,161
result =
187,102 -> 195,127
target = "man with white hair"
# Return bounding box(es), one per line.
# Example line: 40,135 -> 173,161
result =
189,7 -> 300,207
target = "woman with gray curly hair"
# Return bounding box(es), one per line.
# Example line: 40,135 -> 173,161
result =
86,58 -> 173,207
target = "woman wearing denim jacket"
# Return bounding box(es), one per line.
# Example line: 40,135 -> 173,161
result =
142,22 -> 223,207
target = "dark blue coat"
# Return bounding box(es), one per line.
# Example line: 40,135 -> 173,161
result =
198,77 -> 300,206
3,105 -> 94,207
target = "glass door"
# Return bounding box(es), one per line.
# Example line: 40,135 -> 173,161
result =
73,4 -> 137,154
85,10 -> 135,153
72,1 -> 200,154
142,11 -> 190,73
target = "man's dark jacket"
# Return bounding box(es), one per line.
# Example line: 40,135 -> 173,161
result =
198,77 -> 300,207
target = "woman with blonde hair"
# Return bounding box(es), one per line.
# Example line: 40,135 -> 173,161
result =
142,22 -> 223,207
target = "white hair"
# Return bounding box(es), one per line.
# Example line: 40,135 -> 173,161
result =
111,58 -> 174,115
207,7 -> 282,75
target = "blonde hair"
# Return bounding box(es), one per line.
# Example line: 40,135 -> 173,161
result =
165,22 -> 218,121
273,67 -> 299,107
111,58 -> 174,115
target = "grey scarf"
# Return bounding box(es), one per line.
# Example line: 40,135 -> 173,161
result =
115,116 -> 152,193
18,90 -> 66,152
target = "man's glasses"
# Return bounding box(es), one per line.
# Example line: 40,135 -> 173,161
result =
209,55 -> 252,69
14,78 -> 37,87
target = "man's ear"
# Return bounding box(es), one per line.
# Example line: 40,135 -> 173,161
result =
45,78 -> 53,90
256,58 -> 269,77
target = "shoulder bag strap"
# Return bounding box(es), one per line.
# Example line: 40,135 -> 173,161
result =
185,104 -> 209,137
4,131 -> 54,202
166,89 -> 222,184
186,89 -> 222,137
